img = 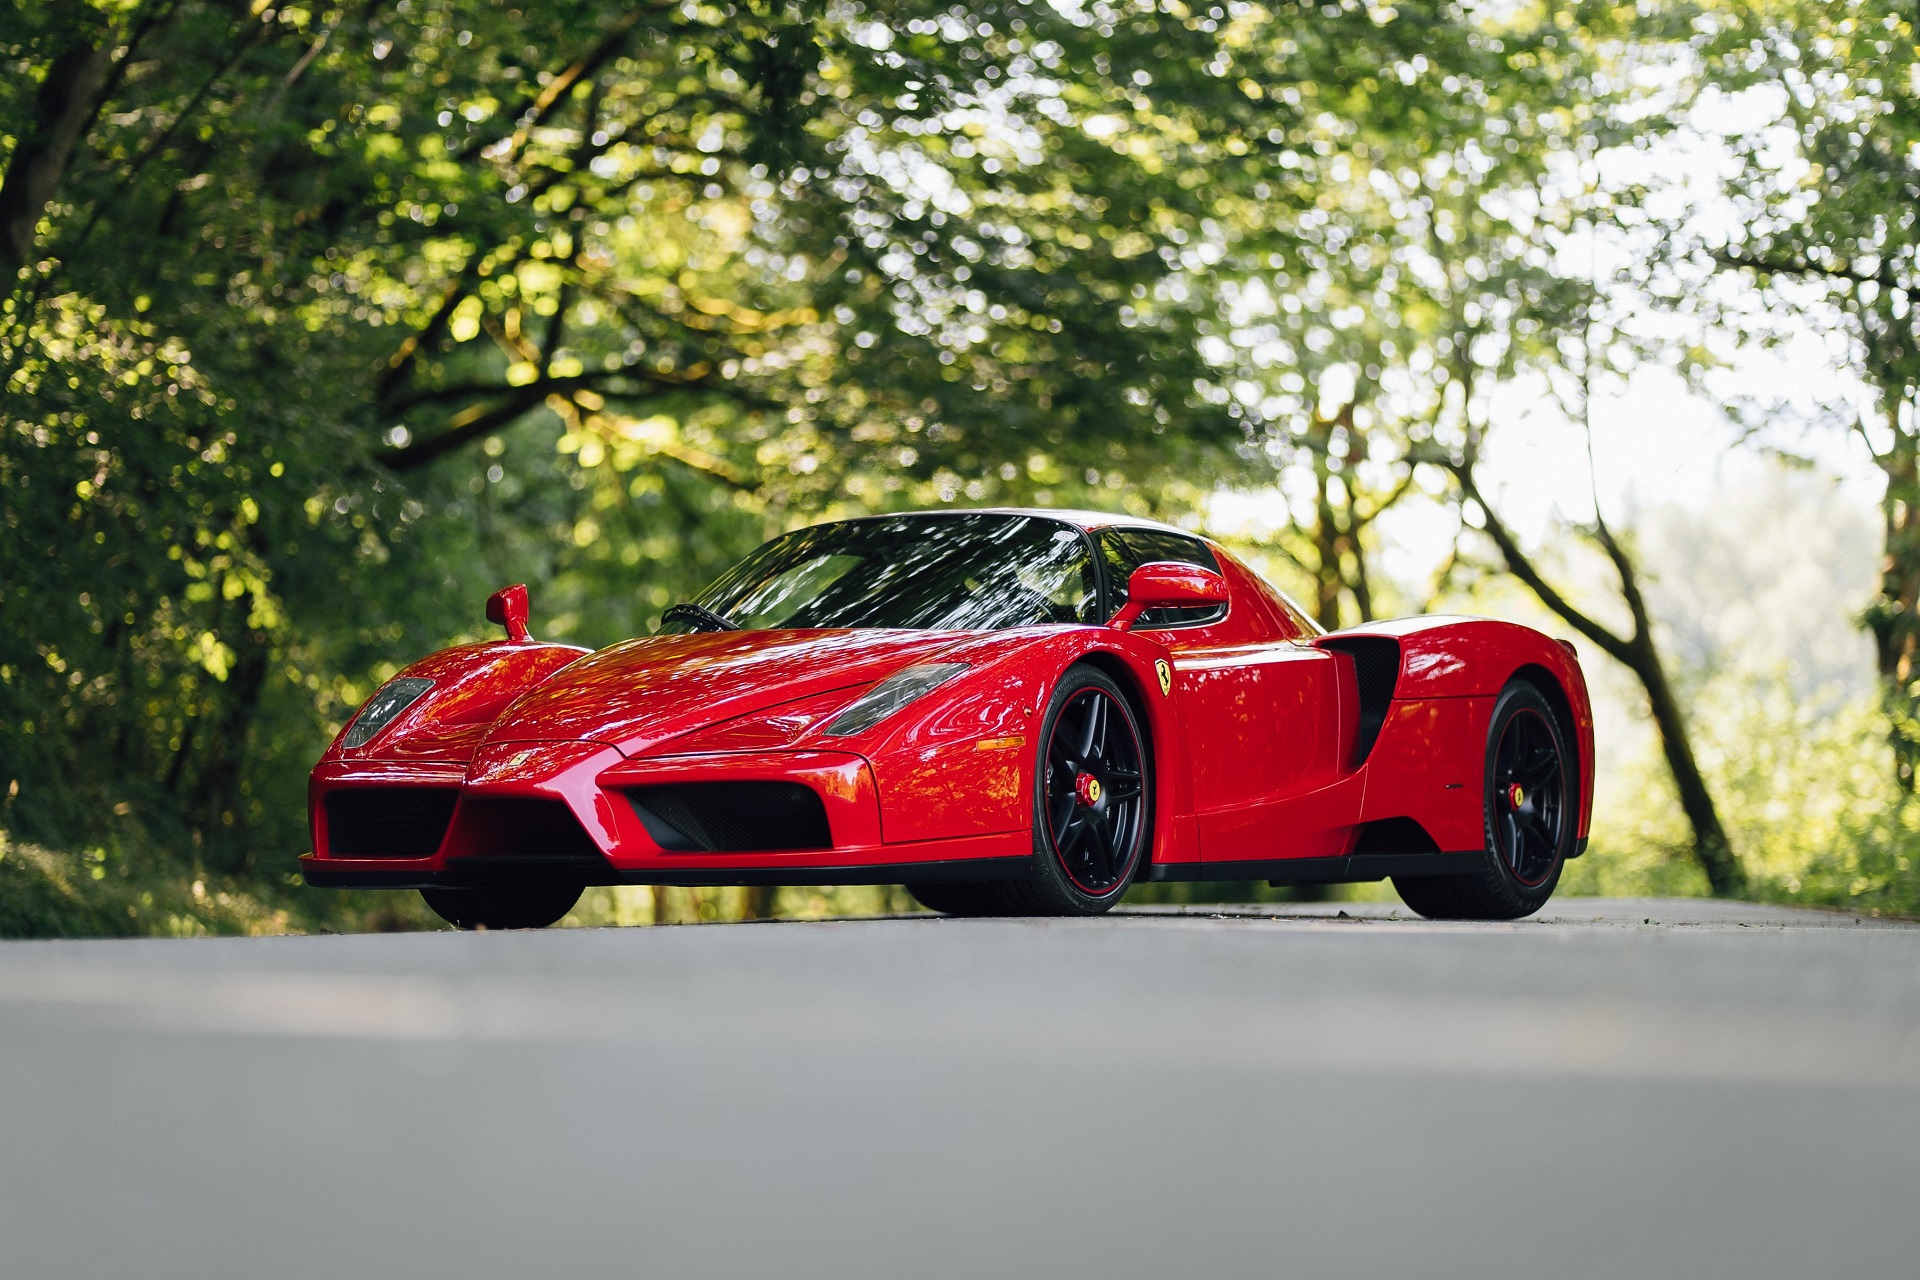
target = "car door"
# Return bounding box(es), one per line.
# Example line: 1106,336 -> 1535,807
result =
1099,529 -> 1345,859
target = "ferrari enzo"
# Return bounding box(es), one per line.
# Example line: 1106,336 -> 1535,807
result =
303,509 -> 1594,928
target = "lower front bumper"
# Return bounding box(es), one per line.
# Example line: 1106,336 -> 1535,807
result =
299,851 -> 1037,890
308,742 -> 1037,890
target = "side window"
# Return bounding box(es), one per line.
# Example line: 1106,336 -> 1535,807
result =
1098,528 -> 1228,629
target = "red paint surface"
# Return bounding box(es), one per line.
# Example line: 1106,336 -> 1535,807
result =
1355,696 -> 1494,853
306,511 -> 1597,886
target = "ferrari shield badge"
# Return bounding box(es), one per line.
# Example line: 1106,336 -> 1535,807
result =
1155,659 -> 1172,697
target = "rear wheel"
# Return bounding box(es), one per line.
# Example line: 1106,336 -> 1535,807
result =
420,882 -> 583,930
1393,680 -> 1571,921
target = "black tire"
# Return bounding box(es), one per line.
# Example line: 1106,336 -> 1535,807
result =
904,882 -> 999,916
420,882 -> 583,930
980,664 -> 1152,916
1393,680 -> 1572,921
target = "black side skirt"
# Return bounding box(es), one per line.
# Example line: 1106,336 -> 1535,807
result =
301,854 -> 1039,891
1146,851 -> 1487,886
1146,836 -> 1592,884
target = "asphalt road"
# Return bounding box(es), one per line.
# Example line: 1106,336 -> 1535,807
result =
1,898 -> 1915,1279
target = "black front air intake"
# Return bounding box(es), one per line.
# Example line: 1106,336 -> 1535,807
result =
627,782 -> 832,853
325,787 -> 459,858
451,797 -> 606,861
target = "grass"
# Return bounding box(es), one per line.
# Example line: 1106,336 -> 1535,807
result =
4,677 -> 1914,937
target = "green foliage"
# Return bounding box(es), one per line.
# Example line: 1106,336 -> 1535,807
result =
4,0 -> 1578,926
0,826 -> 435,937
1564,677 -> 1917,916
1674,0 -> 1920,783
1,0 -> 1913,932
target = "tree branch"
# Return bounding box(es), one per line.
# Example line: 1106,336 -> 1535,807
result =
454,4 -> 663,164
381,390 -> 551,471
1453,464 -> 1636,668
1712,247 -> 1899,290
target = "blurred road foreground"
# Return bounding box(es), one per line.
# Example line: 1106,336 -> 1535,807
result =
1,898 -> 1915,1279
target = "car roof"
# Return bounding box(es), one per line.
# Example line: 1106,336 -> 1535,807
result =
842,506 -> 1207,540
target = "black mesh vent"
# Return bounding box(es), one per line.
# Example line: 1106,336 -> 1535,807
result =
453,798 -> 604,861
1351,816 -> 1441,855
1318,636 -> 1401,764
325,787 -> 458,858
627,782 -> 832,853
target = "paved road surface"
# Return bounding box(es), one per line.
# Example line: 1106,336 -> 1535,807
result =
1,898 -> 1915,1278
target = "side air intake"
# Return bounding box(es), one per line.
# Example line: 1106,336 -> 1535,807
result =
627,782 -> 832,853
325,787 -> 459,858
1317,635 -> 1401,765
1351,816 -> 1442,856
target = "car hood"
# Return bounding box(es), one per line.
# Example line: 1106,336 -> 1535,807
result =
482,628 -> 968,758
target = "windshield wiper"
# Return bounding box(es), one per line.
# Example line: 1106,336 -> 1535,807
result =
660,602 -> 740,633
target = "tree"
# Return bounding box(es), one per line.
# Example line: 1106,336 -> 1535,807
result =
1198,1 -> 1746,891
0,0 -> 1485,889
1680,0 -> 1920,784
1440,313 -> 1745,896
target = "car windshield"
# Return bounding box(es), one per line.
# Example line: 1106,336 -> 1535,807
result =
678,513 -> 1099,632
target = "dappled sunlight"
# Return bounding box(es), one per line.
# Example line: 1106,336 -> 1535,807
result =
3,2 -> 1914,933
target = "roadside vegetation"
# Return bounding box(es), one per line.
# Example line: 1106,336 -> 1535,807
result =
2,1 -> 1914,934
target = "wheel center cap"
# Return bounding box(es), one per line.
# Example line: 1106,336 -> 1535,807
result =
1075,773 -> 1103,807
1508,782 -> 1526,809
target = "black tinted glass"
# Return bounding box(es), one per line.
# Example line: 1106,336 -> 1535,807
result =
1098,528 -> 1226,629
683,514 -> 1098,631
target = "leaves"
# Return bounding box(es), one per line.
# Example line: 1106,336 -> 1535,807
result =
0,0 -> 1691,900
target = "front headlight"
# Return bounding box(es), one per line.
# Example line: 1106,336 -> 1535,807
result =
343,677 -> 435,748
824,663 -> 968,737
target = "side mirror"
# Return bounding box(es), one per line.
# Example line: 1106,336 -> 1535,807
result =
486,583 -> 533,643
1107,562 -> 1229,632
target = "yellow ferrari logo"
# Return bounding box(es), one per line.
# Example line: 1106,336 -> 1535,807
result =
1086,778 -> 1103,803
1155,659 -> 1172,697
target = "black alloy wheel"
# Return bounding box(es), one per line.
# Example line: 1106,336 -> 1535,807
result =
420,882 -> 584,930
1489,704 -> 1567,887
1392,680 -> 1572,921
936,665 -> 1151,917
1040,680 -> 1148,895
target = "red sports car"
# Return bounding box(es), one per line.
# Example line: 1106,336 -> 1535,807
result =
303,509 -> 1594,928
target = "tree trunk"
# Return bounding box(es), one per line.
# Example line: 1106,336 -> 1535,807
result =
1864,414 -> 1920,789
1310,455 -> 1344,630
1462,473 -> 1748,896
191,623 -> 272,874
0,37 -> 112,272
1626,632 -> 1745,896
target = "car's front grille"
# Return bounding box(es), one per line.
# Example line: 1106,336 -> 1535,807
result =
324,787 -> 459,858
449,797 -> 605,861
626,781 -> 832,853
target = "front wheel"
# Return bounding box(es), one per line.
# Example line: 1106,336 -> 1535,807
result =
980,665 -> 1152,916
1393,680 -> 1572,921
421,882 -> 583,930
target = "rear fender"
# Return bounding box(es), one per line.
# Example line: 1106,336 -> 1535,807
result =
1327,616 -> 1595,842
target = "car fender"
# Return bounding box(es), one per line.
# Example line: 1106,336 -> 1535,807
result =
319,640 -> 591,765
826,627 -> 1191,858
1325,615 -> 1595,841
